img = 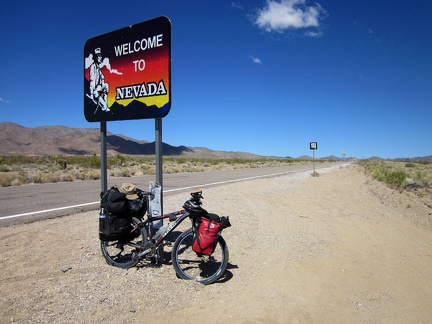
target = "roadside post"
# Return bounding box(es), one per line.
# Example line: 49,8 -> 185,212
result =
84,16 -> 172,227
310,142 -> 318,175
100,122 -> 107,192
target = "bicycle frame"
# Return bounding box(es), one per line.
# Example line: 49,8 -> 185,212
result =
128,189 -> 203,260
127,209 -> 191,261
143,209 -> 191,245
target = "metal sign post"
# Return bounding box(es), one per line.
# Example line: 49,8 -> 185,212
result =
152,117 -> 163,230
100,122 -> 108,192
155,118 -> 163,195
313,149 -> 315,174
310,142 -> 318,175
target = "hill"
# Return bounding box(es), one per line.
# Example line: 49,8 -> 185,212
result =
0,122 -> 260,158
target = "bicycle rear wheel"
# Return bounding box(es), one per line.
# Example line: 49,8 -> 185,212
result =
172,228 -> 229,285
100,217 -> 147,269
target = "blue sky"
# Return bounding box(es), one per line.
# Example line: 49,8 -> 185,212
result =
1,0 -> 431,159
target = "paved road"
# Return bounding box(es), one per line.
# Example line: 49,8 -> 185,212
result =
0,162 -> 341,225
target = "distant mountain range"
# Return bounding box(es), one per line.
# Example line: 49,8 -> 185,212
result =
0,122 -> 261,158
1,122 -> 431,161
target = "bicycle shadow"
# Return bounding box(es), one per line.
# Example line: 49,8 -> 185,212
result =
213,262 -> 238,284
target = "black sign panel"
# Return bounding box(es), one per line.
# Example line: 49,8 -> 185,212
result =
84,17 -> 171,122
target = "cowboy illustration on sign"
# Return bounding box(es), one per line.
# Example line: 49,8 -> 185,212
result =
86,47 -> 118,113
84,16 -> 172,122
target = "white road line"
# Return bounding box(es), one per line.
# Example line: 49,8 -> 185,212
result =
0,202 -> 98,220
164,169 -> 300,192
0,168 -> 310,221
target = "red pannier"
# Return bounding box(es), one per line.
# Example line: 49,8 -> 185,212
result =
192,214 -> 221,256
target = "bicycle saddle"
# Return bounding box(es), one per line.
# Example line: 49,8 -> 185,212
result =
183,200 -> 208,215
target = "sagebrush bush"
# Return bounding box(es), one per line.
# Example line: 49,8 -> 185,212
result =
0,172 -> 16,187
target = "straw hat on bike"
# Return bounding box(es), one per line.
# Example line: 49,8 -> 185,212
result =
119,183 -> 139,200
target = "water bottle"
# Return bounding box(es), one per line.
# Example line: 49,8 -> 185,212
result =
153,224 -> 169,242
99,208 -> 106,217
99,208 -> 107,239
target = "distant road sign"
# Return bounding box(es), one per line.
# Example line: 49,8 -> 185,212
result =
310,142 -> 318,150
84,16 -> 171,122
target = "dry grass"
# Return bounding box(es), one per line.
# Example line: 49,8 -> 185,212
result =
0,155 -> 323,187
358,160 -> 432,208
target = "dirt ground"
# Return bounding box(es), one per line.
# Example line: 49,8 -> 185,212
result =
1,164 -> 432,324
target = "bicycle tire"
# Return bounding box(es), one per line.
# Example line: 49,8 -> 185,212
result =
100,217 -> 147,269
171,228 -> 229,285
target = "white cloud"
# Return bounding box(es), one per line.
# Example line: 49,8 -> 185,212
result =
0,97 -> 11,104
255,0 -> 325,33
304,30 -> 323,38
250,56 -> 263,64
231,2 -> 243,10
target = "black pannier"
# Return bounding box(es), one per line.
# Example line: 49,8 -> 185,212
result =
99,185 -> 140,241
99,211 -> 131,241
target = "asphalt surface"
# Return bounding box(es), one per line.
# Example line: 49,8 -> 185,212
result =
0,163 -> 341,226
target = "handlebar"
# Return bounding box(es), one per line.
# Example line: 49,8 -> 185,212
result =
135,187 -> 203,207
136,188 -> 154,200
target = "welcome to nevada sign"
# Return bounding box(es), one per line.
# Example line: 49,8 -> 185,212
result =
84,16 -> 171,122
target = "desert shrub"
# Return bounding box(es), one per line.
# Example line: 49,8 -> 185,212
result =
56,159 -> 67,169
83,169 -> 101,180
0,165 -> 11,172
88,156 -> 100,169
141,164 -> 155,175
116,154 -> 126,165
32,173 -> 47,184
385,170 -> 407,189
359,160 -> 412,190
60,173 -> 75,182
116,169 -> 132,177
0,172 -> 17,187
414,170 -> 431,187
28,171 -> 61,184
163,164 -> 182,174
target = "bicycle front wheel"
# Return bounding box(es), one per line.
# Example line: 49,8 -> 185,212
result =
172,228 -> 229,285
100,217 -> 147,269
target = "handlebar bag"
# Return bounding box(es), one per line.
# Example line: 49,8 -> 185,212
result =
128,197 -> 147,219
192,214 -> 221,256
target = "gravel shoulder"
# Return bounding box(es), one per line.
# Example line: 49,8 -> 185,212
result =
1,164 -> 432,323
